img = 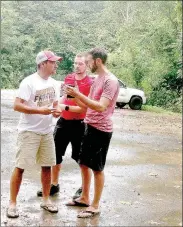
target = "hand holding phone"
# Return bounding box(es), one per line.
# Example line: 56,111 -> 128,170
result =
66,84 -> 75,98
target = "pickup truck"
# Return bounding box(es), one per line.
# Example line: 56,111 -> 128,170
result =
117,79 -> 146,110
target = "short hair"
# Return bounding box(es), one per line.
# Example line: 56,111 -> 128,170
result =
37,60 -> 48,69
75,52 -> 87,63
88,48 -> 108,64
75,52 -> 87,58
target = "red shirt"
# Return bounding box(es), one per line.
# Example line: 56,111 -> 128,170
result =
61,73 -> 93,120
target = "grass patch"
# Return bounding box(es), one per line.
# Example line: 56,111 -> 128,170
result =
142,105 -> 182,116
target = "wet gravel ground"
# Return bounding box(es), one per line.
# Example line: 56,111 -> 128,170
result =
1,90 -> 182,226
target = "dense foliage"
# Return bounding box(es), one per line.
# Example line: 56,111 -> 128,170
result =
1,1 -> 182,112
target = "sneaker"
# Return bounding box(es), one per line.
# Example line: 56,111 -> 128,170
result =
72,187 -> 82,200
37,184 -> 60,197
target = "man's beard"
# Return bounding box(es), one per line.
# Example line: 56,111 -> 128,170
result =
91,64 -> 97,73
75,70 -> 84,75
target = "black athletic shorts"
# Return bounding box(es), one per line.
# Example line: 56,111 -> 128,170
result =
53,117 -> 85,164
78,124 -> 113,171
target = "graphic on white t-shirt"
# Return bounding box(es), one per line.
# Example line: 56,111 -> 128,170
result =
34,87 -> 56,107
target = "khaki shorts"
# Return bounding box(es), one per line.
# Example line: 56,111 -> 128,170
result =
15,131 -> 56,169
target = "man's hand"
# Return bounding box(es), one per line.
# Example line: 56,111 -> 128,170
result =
38,106 -> 56,115
52,111 -> 60,118
65,85 -> 80,98
51,104 -> 65,118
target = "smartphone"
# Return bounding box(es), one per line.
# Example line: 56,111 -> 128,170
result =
67,84 -> 75,98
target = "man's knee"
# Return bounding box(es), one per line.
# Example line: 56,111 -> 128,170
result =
15,167 -> 24,174
41,166 -> 51,172
93,170 -> 104,176
52,163 -> 61,171
79,164 -> 89,170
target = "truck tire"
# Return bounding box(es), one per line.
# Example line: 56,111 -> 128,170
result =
129,96 -> 142,110
116,102 -> 126,108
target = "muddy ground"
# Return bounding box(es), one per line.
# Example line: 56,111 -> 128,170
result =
1,90 -> 182,226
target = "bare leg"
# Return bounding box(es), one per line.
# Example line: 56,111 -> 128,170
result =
41,166 -> 51,202
91,170 -> 104,209
51,164 -> 61,185
41,166 -> 58,213
77,169 -> 103,218
77,164 -> 92,204
9,167 -> 24,207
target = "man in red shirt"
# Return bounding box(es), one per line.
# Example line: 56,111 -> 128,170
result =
37,53 -> 93,199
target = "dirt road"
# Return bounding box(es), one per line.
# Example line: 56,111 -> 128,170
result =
1,90 -> 182,226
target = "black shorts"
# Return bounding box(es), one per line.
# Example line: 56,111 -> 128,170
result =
53,117 -> 85,164
78,124 -> 113,171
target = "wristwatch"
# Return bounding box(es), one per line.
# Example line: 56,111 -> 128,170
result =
65,105 -> 69,111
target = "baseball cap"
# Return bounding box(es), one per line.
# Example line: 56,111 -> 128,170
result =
36,50 -> 63,65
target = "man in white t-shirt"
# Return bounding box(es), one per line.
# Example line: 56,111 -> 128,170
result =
6,50 -> 63,218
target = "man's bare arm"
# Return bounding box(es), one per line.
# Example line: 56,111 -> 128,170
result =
66,87 -> 110,112
14,98 -> 54,115
75,97 -> 87,110
58,104 -> 86,113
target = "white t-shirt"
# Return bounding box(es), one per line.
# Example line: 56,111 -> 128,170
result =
16,72 -> 59,134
